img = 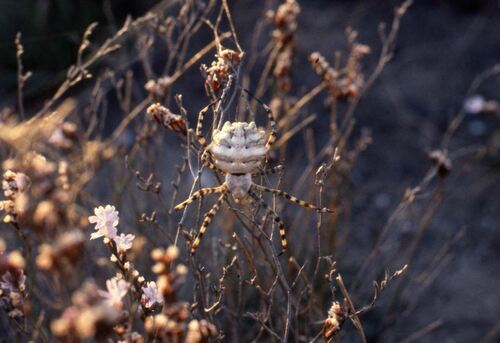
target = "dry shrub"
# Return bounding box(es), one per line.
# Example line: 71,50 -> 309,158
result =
0,0 -> 499,342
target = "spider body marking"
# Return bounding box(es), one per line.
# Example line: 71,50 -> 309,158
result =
176,97 -> 332,255
210,121 -> 267,175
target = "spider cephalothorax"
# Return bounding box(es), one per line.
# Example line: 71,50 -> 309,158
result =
175,95 -> 333,254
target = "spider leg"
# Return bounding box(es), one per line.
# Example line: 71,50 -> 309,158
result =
262,102 -> 277,150
196,104 -> 211,148
196,96 -> 223,148
255,165 -> 283,176
174,185 -> 226,211
191,192 -> 226,254
201,150 -> 224,173
248,189 -> 288,253
252,184 -> 334,213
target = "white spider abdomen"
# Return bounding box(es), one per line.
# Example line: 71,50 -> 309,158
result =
226,173 -> 252,201
210,121 -> 267,174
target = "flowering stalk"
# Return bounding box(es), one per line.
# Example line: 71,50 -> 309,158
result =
88,205 -> 163,318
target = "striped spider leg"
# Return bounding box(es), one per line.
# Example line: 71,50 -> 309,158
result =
241,88 -> 277,150
191,192 -> 227,254
174,185 -> 227,255
248,183 -> 333,254
248,189 -> 288,254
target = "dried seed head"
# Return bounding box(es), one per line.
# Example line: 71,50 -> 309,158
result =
202,48 -> 243,95
310,39 -> 370,101
32,200 -> 60,231
166,245 -> 180,260
323,301 -> 345,340
36,230 -> 85,272
145,76 -> 173,100
185,319 -> 218,343
147,103 -> 187,135
52,280 -> 122,340
2,170 -> 30,197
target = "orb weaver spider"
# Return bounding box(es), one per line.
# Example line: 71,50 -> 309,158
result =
175,93 -> 333,254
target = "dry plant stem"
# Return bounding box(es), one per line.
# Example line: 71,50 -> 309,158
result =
380,188 -> 443,332
400,319 -> 443,343
164,1 -> 216,76
106,240 -> 149,315
279,269 -> 292,341
441,63 -> 500,148
252,46 -> 280,112
174,94 -> 198,178
402,228 -> 465,317
11,222 -> 33,290
263,229 -> 292,342
398,186 -> 443,266
246,20 -> 272,74
186,122 -> 197,180
274,114 -> 317,149
352,168 -> 436,289
340,0 -> 413,131
226,203 -> 295,341
191,257 -> 217,325
351,200 -> 408,288
15,33 -> 31,119
108,35 -> 231,147
173,31 -> 232,81
34,14 -> 156,119
351,64 -> 498,302
479,321 -> 500,343
311,166 -> 328,291
203,255 -> 237,313
231,233 -> 258,281
355,264 -> 408,316
221,0 -> 243,53
169,158 -> 189,214
336,274 -> 367,343
277,83 -> 327,129
108,98 -> 151,145
353,62 -> 497,290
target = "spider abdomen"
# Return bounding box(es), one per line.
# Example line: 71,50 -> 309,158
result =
210,121 -> 267,174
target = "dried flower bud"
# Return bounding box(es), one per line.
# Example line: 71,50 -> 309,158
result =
310,38 -> 369,101
144,313 -> 169,333
166,245 -> 180,261
176,264 -> 188,276
52,281 -> 122,340
48,122 -> 78,149
323,301 -> 345,340
428,149 -> 452,177
33,200 -> 60,231
151,248 -> 164,260
6,251 -> 25,270
185,319 -> 218,343
147,103 -> 187,135
202,48 -> 243,95
145,76 -> 173,100
2,170 -> 30,198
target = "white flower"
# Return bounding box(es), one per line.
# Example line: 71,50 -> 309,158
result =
141,281 -> 163,308
114,233 -> 135,253
88,205 -> 119,240
464,95 -> 485,114
98,277 -> 130,308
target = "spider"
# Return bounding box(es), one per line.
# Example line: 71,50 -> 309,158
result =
175,95 -> 333,254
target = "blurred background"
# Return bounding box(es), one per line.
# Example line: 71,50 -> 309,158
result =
0,0 -> 499,342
